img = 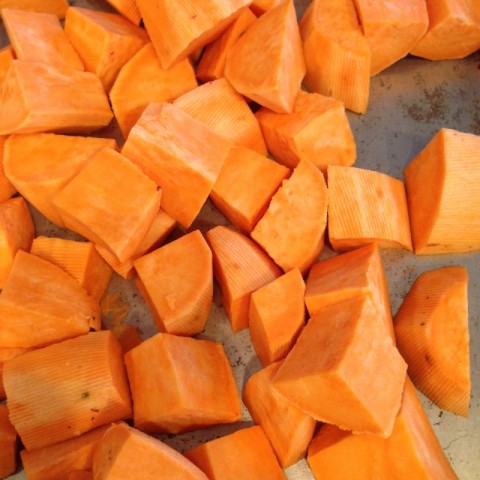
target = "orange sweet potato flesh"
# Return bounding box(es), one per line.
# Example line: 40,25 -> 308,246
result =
273,295 -> 407,437
136,0 -> 250,69
95,208 -> 176,280
251,159 -> 328,274
210,145 -> 289,234
256,90 -> 356,172
404,128 -> 480,254
64,7 -> 149,92
411,0 -> 480,60
305,243 -> 394,340
3,133 -> 117,227
206,225 -> 282,332
243,361 -> 316,468
124,333 -> 241,434
134,230 -> 213,336
105,0 -> 141,25
53,148 -> 161,263
0,196 -> 34,288
122,102 -> 231,229
352,0 -> 429,75
327,165 -> 413,252
174,77 -> 267,155
0,404 -> 17,479
93,423 -> 208,480
394,266 -> 470,416
0,136 -> 17,202
108,323 -> 142,354
110,42 -> 197,140
0,346 -> 30,400
0,0 -> 68,17
300,0 -> 371,114
249,268 -> 306,367
2,8 -> 84,70
307,379 -> 458,479
225,0 -> 305,113
0,45 -> 15,85
30,236 -> 113,303
3,331 -> 132,450
250,0 -> 284,16
20,424 -> 114,480
196,7 -> 257,83
0,60 -> 113,135
0,250 -> 100,348
68,472 -> 93,480
184,426 -> 285,480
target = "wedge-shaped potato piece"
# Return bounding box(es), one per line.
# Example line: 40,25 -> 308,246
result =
196,7 -> 256,83
249,268 -> 306,367
124,333 -> 241,434
3,331 -> 132,450
0,404 -> 17,479
2,8 -> 84,70
251,160 -> 328,274
250,0 -> 284,16
0,60 -> 113,135
305,243 -> 394,340
31,236 -> 112,303
308,379 -> 458,479
122,102 -> 231,229
21,424 -> 114,480
105,0 -> 141,25
328,165 -> 412,251
300,0 -> 371,113
0,45 -> 15,84
352,0 -> 429,75
110,43 -> 197,140
68,472 -> 92,480
65,7 -> 148,92
136,0 -> 250,69
0,251 -> 100,348
4,134 -> 116,227
394,266 -> 470,416
0,347 -> 29,400
185,426 -> 285,480
174,78 -> 266,155
210,146 -> 289,234
404,128 -> 480,254
0,0 -> 68,17
95,208 -> 176,279
0,136 -> 16,202
206,225 -> 282,332
225,0 -> 305,113
0,196 -> 34,288
134,230 -> 213,336
273,296 -> 407,437
256,90 -> 356,171
93,424 -> 208,480
243,361 -> 316,468
411,0 -> 480,60
53,148 -> 161,263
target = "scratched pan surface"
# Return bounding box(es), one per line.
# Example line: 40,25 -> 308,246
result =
2,1 -> 479,479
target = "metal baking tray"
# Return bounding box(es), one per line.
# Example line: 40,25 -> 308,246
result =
2,0 -> 479,478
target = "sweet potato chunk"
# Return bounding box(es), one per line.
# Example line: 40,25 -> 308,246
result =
0,405 -> 17,479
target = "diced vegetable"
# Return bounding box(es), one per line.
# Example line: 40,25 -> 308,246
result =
206,225 -> 282,332
2,8 -> 84,70
243,361 -> 316,468
225,0 -> 305,113
104,0 -> 141,25
300,0 -> 371,113
394,266 -> 470,416
327,165 -> 413,251
0,0 -> 68,18
404,128 -> 480,254
0,346 -> 30,400
124,333 -> 241,433
0,404 -> 17,479
185,426 -> 286,480
249,268 -> 306,366
134,230 -> 213,336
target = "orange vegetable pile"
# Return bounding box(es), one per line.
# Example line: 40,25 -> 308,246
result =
0,0 -> 479,479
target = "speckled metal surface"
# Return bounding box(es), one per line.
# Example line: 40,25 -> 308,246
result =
2,1 -> 479,479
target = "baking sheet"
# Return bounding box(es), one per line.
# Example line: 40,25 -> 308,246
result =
2,1 -> 479,479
